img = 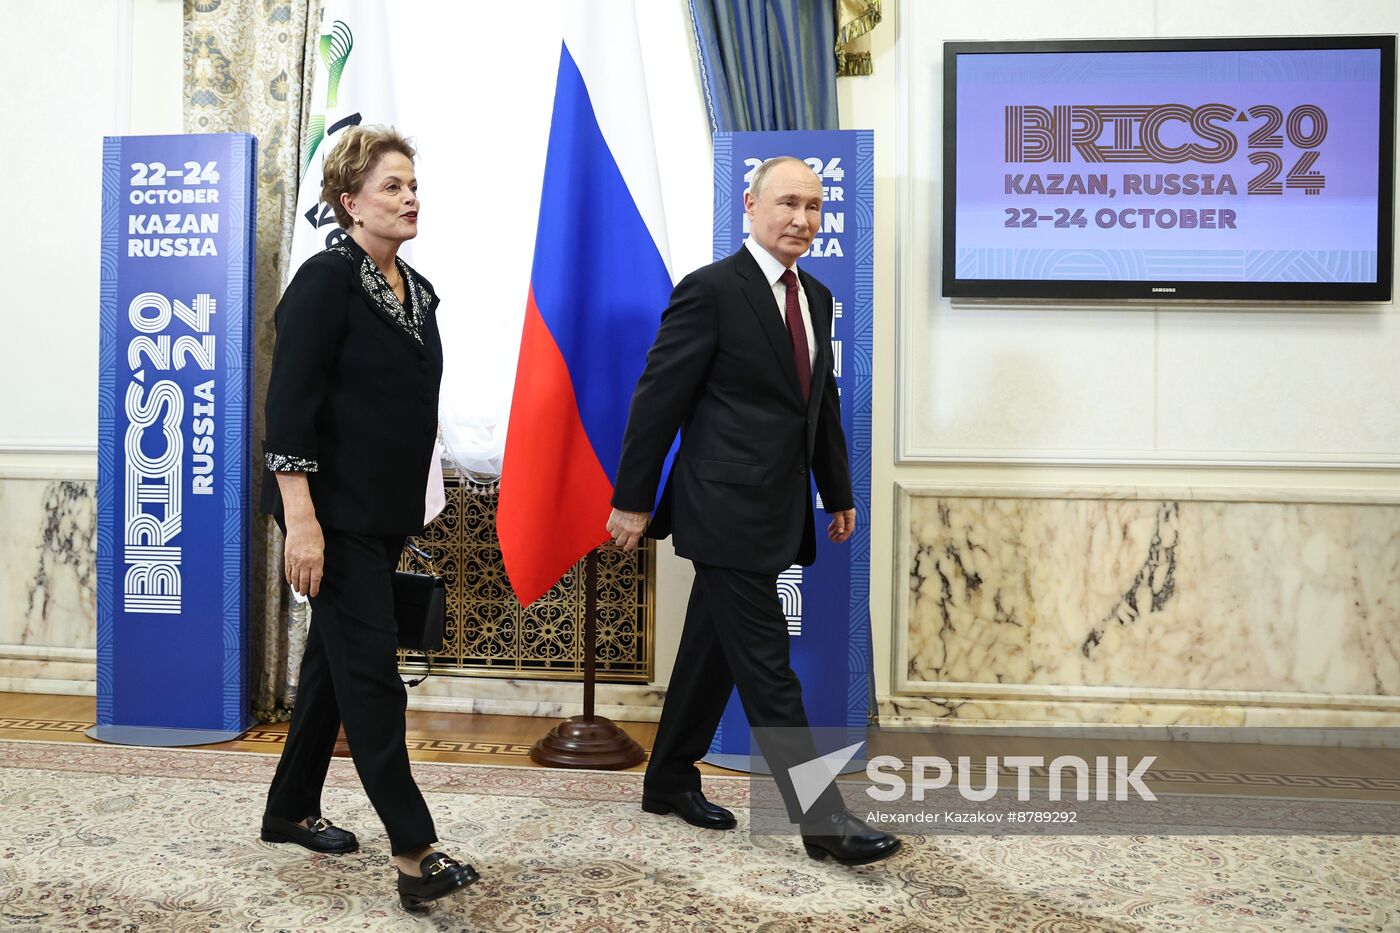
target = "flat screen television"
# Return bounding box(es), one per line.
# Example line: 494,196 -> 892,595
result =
943,36 -> 1396,302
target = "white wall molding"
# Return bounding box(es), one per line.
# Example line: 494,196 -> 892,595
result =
0,645 -> 97,663
0,446 -> 98,480
876,694 -> 1400,737
891,0 -> 915,474
888,681 -> 1400,714
897,447 -> 1400,470
894,481 -> 1400,506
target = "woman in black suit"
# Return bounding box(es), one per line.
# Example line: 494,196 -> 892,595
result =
258,125 -> 476,911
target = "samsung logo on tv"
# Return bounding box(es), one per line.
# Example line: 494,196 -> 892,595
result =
1151,287 -> 1176,293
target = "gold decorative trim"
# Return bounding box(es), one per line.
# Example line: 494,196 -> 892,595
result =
0,719 -> 92,733
836,0 -> 881,77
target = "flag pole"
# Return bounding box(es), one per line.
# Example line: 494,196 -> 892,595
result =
529,547 -> 645,769
583,547 -> 596,721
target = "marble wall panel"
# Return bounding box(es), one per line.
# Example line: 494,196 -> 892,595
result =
904,494 -> 1400,698
0,470 -> 684,705
0,478 -> 97,650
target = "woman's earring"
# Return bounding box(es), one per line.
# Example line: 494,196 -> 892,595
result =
353,216 -> 363,226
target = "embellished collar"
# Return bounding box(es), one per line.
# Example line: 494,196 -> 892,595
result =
326,236 -> 427,344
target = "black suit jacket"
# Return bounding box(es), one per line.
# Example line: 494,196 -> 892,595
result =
612,246 -> 852,573
261,240 -> 443,537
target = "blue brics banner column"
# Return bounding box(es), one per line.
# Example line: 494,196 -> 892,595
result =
708,131 -> 875,767
93,133 -> 256,745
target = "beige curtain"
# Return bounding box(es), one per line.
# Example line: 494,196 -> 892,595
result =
183,0 -> 323,721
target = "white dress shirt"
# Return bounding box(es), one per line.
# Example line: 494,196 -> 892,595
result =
744,237 -> 817,371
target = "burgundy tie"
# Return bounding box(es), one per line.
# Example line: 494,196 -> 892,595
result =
779,269 -> 811,402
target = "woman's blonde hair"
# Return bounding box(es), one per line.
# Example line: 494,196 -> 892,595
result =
320,125 -> 417,228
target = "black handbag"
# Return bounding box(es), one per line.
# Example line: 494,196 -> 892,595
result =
394,542 -> 445,686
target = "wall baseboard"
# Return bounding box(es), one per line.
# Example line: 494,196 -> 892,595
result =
0,644 -> 97,698
405,693 -> 662,722
877,693 -> 1400,733
0,677 -> 96,697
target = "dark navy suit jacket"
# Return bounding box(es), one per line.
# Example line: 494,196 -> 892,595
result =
612,247 -> 851,573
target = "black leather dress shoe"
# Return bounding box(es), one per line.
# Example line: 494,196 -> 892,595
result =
260,814 -> 358,853
397,852 -> 480,912
800,811 -> 901,865
641,789 -> 737,830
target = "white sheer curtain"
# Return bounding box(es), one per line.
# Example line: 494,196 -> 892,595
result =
381,0 -> 712,479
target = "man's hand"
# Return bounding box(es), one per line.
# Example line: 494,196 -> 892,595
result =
607,508 -> 650,550
827,508 -> 856,544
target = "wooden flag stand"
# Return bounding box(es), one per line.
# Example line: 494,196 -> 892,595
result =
530,548 -> 646,769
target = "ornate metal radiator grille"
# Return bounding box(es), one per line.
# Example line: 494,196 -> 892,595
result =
398,477 -> 654,682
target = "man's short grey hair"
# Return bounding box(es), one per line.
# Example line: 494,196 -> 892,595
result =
748,156 -> 815,198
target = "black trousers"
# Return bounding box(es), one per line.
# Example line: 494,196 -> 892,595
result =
264,529 -> 436,855
644,562 -> 845,823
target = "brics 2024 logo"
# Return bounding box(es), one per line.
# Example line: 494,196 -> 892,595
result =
1005,103 -> 1328,195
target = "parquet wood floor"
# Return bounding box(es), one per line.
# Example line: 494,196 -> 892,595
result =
0,691 -> 674,770
4,693 -> 1398,801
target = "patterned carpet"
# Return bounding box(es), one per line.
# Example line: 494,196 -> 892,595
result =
0,740 -> 1397,931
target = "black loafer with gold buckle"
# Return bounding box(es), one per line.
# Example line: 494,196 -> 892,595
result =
397,852 -> 480,912
260,814 -> 359,853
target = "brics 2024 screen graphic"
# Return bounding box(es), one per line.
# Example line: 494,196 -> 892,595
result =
948,44 -> 1391,297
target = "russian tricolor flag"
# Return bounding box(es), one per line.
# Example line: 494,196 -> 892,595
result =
498,3 -> 674,606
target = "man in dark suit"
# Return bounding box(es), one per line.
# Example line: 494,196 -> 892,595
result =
607,157 -> 899,866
